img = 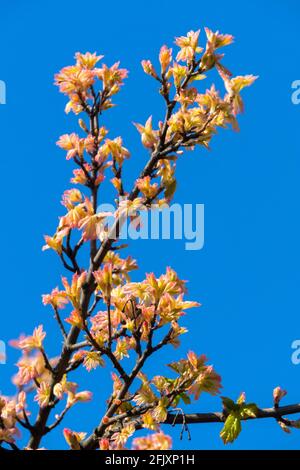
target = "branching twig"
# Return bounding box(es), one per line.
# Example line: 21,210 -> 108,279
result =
53,307 -> 68,340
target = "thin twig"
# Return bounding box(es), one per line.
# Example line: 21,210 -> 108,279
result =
53,307 -> 67,339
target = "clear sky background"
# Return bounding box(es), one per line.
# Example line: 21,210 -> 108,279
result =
0,0 -> 300,450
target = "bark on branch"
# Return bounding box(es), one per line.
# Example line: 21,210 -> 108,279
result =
166,403 -> 300,425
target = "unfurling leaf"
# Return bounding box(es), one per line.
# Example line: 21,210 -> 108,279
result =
220,413 -> 241,444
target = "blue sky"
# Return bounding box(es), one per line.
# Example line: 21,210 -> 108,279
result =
0,0 -> 300,450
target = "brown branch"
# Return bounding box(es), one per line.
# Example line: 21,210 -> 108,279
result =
107,298 -> 112,349
81,398 -> 300,450
40,348 -> 54,374
59,252 -> 76,273
44,406 -> 71,434
165,403 -> 300,425
53,307 -> 68,339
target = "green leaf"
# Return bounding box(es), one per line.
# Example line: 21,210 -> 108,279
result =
172,395 -> 181,407
221,396 -> 236,412
180,392 -> 191,405
240,403 -> 259,419
220,413 -> 242,444
164,179 -> 177,199
190,73 -> 206,82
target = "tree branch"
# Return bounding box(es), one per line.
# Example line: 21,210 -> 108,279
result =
166,403 -> 300,425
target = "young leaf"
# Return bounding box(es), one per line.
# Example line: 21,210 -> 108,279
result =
220,413 -> 242,444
